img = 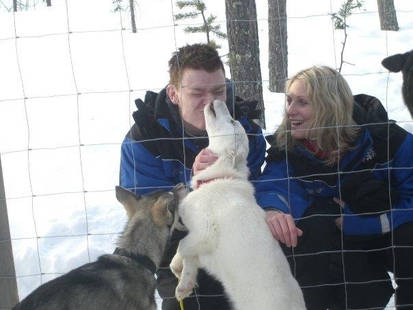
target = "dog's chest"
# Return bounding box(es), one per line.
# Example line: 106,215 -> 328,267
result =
184,180 -> 250,210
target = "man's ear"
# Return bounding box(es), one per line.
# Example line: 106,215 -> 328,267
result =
167,84 -> 179,105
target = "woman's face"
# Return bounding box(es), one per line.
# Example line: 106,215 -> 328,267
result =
286,79 -> 313,140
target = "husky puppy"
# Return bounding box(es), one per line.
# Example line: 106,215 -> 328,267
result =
382,50 -> 413,118
13,184 -> 187,310
170,100 -> 306,310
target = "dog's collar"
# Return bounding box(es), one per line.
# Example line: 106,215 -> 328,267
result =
195,176 -> 238,189
195,178 -> 217,189
113,248 -> 157,274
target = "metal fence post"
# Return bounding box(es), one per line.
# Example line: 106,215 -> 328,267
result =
0,156 -> 19,309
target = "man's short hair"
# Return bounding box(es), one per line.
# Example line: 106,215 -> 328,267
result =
168,43 -> 225,86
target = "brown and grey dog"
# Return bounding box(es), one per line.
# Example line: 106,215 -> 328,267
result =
382,50 -> 413,118
13,184 -> 187,310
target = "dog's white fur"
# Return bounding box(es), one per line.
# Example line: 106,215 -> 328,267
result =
170,100 -> 306,310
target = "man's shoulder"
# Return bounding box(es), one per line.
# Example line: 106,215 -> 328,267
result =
129,89 -> 172,140
231,98 -> 261,123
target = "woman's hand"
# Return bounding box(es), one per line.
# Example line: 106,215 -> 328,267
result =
265,210 -> 303,247
193,148 -> 218,175
333,197 -> 345,230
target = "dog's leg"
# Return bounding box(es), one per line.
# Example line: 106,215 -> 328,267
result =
170,226 -> 211,281
176,218 -> 217,257
175,255 -> 200,301
170,252 -> 183,279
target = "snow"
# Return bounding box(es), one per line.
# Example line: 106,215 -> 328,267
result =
0,0 -> 412,307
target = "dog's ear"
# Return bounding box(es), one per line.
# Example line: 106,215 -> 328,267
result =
382,53 -> 407,72
115,186 -> 141,218
151,193 -> 176,227
405,51 -> 413,72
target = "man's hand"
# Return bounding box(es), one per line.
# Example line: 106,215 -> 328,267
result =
265,210 -> 303,247
193,148 -> 218,175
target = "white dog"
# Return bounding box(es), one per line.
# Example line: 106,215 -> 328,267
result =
170,100 -> 306,310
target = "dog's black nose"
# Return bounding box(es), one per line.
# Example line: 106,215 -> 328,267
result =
209,102 -> 216,117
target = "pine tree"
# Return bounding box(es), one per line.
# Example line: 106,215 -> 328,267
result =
175,0 -> 226,49
113,0 -> 123,12
331,0 -> 364,72
112,0 -> 137,33
0,0 -> 50,11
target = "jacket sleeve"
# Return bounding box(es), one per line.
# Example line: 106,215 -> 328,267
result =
255,158 -> 311,219
119,136 -> 176,194
342,133 -> 413,235
388,133 -> 413,211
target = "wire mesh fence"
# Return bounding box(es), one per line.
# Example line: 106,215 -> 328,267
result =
0,0 -> 413,309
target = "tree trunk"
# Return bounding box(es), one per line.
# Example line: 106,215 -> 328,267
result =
130,0 -> 137,33
0,157 -> 19,308
46,0 -> 51,7
13,0 -> 17,12
377,0 -> 399,31
225,0 -> 265,128
268,0 -> 287,93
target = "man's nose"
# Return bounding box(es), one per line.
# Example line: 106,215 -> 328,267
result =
203,93 -> 214,105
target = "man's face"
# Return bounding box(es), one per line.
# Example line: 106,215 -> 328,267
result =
168,68 -> 226,130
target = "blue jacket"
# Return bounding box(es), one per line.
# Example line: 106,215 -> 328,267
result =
119,86 -> 266,195
256,94 -> 413,236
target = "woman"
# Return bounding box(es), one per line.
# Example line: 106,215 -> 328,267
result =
256,66 -> 413,310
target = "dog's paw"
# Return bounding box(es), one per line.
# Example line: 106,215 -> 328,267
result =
175,280 -> 195,301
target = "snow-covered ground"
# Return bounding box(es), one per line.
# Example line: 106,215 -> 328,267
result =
0,0 -> 412,308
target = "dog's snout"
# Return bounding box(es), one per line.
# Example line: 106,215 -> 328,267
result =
173,183 -> 184,191
209,102 -> 216,117
172,183 -> 188,201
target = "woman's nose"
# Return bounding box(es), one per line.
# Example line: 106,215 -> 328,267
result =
286,102 -> 296,115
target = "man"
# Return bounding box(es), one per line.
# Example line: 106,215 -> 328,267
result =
119,43 -> 266,310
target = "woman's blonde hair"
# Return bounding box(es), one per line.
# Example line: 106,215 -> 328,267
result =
275,66 -> 359,165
